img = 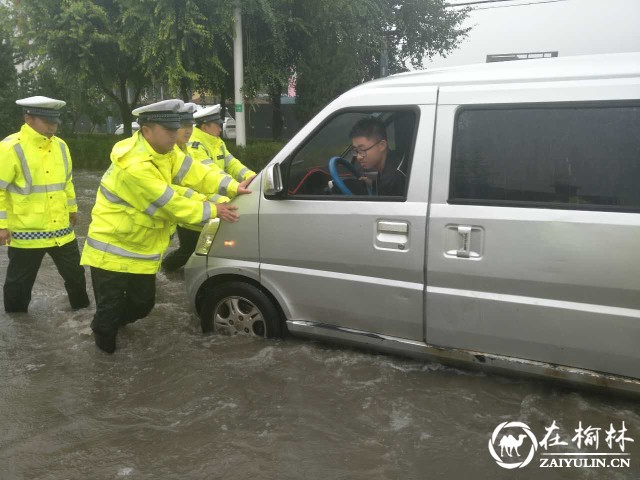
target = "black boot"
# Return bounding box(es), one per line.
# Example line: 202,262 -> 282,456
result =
94,331 -> 117,354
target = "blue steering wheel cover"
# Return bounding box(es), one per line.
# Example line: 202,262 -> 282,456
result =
328,156 -> 361,195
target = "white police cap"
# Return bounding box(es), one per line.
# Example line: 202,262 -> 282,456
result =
179,102 -> 198,123
132,99 -> 184,129
193,104 -> 223,125
16,96 -> 66,123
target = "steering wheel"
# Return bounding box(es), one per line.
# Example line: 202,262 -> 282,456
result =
328,156 -> 371,195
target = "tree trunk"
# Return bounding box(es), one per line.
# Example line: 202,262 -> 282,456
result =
70,113 -> 80,134
270,88 -> 283,141
119,77 -> 133,137
180,78 -> 190,102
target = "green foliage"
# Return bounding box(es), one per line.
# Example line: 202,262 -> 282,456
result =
224,140 -> 286,173
0,4 -> 21,139
17,0 -> 150,136
63,135 -> 284,172
8,0 -> 469,139
294,0 -> 470,122
17,59 -> 117,135
122,0 -> 230,98
63,135 -> 119,170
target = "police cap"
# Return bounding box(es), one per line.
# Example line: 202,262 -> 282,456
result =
193,104 -> 224,126
132,99 -> 183,129
16,96 -> 66,124
179,102 -> 198,124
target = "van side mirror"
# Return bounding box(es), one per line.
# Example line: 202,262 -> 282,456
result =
263,162 -> 283,197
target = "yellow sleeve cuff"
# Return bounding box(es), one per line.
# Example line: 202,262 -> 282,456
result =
226,180 -> 240,198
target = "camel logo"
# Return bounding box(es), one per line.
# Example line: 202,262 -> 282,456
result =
488,421 -> 538,469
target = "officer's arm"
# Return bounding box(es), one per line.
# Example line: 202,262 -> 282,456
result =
173,152 -> 242,199
0,144 -> 18,236
170,183 -> 207,202
221,141 -> 255,182
0,186 -> 9,244
119,166 -> 235,225
62,143 -> 79,215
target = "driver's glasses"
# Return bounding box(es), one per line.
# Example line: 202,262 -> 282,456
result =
350,139 -> 382,158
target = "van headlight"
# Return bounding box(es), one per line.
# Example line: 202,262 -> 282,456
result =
194,218 -> 221,256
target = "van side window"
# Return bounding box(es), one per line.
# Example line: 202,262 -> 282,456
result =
283,110 -> 417,199
450,104 -> 640,212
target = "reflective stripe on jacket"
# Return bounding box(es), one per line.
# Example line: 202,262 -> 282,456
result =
185,139 -> 239,198
189,128 -> 255,183
175,143 -> 231,232
0,124 -> 78,248
81,132 -> 219,274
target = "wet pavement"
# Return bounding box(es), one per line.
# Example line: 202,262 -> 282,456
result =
0,171 -> 638,479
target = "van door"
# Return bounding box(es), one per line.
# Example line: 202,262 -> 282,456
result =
259,106 -> 435,341
426,83 -> 640,378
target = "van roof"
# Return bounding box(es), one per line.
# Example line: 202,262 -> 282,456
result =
355,52 -> 640,90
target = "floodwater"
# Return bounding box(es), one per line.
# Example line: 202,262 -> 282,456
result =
0,170 -> 638,480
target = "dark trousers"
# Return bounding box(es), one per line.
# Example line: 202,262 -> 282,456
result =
4,240 -> 90,312
161,226 -> 200,272
90,267 -> 156,336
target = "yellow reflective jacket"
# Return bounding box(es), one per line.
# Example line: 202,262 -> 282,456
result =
189,128 -> 255,184
175,143 -> 230,232
81,132 -> 221,274
0,124 -> 78,248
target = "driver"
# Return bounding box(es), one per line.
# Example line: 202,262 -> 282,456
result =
349,117 -> 406,196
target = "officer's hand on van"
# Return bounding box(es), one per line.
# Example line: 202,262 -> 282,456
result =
216,203 -> 239,223
69,212 -> 77,226
237,176 -> 255,195
0,229 -> 11,246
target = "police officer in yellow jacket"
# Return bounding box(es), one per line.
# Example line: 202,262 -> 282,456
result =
161,103 -> 252,272
189,105 -> 256,195
0,96 -> 89,313
81,99 -> 239,353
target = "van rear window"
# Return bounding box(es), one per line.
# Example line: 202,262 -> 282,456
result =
450,104 -> 640,212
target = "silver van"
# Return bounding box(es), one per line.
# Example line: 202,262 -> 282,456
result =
184,52 -> 640,395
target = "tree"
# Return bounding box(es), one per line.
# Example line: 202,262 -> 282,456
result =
242,0 -> 308,140
0,3 -> 21,139
16,0 -> 150,136
294,0 -> 470,123
121,0 -> 231,101
17,59 -> 116,134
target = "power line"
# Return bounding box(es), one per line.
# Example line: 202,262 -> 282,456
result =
473,0 -> 568,9
448,0 -> 567,6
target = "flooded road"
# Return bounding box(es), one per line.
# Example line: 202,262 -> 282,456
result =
0,170 -> 638,479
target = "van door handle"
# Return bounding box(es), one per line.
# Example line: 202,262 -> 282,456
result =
457,225 -> 472,258
378,221 -> 408,234
375,221 -> 409,251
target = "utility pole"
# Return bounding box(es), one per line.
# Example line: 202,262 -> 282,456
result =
380,37 -> 389,78
233,2 -> 246,147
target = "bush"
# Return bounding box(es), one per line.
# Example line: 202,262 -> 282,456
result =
63,134 -> 286,172
64,134 -> 118,170
226,140 -> 286,172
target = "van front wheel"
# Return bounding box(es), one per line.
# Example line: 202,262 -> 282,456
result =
199,282 -> 284,338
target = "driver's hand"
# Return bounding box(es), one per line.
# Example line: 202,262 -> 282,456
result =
358,176 -> 373,187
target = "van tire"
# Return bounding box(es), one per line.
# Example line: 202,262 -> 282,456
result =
199,281 -> 284,338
